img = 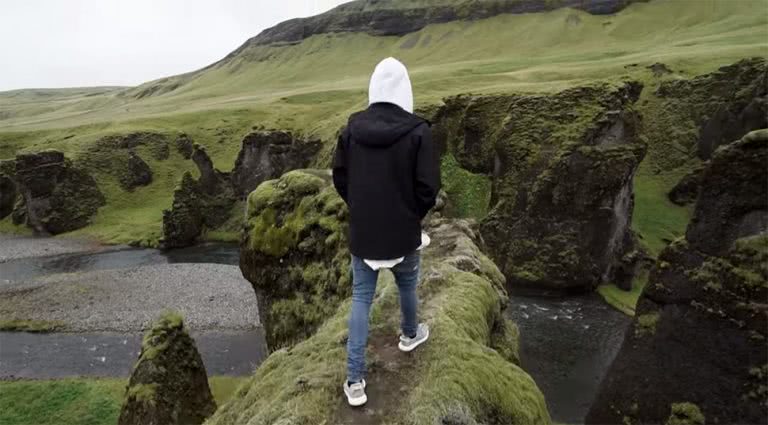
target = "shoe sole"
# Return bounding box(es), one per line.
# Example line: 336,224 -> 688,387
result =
398,328 -> 429,352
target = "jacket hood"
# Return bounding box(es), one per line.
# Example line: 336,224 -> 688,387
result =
348,103 -> 427,148
368,57 -> 413,113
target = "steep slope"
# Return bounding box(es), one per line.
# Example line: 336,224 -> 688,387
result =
0,0 -> 765,133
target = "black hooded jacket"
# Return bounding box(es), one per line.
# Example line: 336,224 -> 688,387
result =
332,103 -> 441,260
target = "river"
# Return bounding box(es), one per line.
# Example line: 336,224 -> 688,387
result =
0,240 -> 630,423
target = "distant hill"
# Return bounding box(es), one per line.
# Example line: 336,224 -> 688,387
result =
0,0 -> 765,133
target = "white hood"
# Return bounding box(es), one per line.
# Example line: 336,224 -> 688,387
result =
368,57 -> 414,113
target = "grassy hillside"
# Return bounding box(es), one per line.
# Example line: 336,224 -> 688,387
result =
0,377 -> 246,425
0,0 -> 765,246
1,0 -> 765,133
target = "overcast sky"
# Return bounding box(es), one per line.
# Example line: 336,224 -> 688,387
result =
0,0 -> 349,91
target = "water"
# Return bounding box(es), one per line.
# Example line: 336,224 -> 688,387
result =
0,242 -> 240,284
0,242 -> 268,378
506,288 -> 631,424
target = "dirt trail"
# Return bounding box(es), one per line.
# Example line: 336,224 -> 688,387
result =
333,332 -> 418,425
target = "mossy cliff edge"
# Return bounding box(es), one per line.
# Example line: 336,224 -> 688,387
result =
432,82 -> 646,291
586,130 -> 768,425
217,169 -> 550,424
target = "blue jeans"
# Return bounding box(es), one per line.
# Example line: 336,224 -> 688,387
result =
347,252 -> 420,383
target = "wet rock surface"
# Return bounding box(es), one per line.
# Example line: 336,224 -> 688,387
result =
230,130 -> 322,198
433,82 -> 646,290
118,313 -> 216,425
587,130 -> 768,425
12,150 -> 105,234
237,0 -> 639,48
239,169 -> 350,348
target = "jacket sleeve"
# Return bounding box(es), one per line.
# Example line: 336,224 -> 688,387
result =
332,127 -> 350,204
414,124 -> 441,219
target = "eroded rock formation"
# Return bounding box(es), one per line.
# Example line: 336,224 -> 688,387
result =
433,82 -> 646,290
118,312 -> 216,425
230,130 -> 322,198
212,168 -> 550,424
239,169 -> 350,348
12,150 -> 105,234
162,144 -> 234,248
587,130 -> 768,425
120,151 -> 153,190
0,160 -> 16,219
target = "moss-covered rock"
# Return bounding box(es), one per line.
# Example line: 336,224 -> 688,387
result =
120,151 -> 153,191
118,311 -> 216,425
12,150 -> 105,234
240,169 -> 350,348
645,57 -> 766,171
212,200 -> 549,424
161,144 -> 235,248
230,130 -> 322,198
587,131 -> 768,424
686,129 -> 768,256
668,165 -> 704,206
433,82 -> 646,290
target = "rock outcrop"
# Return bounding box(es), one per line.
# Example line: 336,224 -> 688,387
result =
0,160 -> 16,219
118,311 -> 216,425
649,57 -> 766,169
98,131 -> 171,161
230,130 -> 322,198
433,82 -> 646,290
668,166 -> 704,206
120,151 -> 153,190
211,169 -> 550,424
12,151 -> 105,234
162,144 -> 234,248
586,130 -> 768,425
234,0 -> 640,48
239,169 -> 350,348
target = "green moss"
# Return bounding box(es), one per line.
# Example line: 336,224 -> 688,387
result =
440,153 -> 492,219
126,383 -> 158,406
0,319 -> 65,332
140,311 -> 184,361
665,402 -> 705,425
598,270 -> 649,316
635,312 -> 660,337
210,223 -> 549,424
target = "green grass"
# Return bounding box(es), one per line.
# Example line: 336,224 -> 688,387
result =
0,319 -> 66,332
0,0 -> 764,246
441,153 -> 492,219
1,0 -> 765,134
0,376 -> 246,425
597,270 -> 649,316
631,169 -> 694,256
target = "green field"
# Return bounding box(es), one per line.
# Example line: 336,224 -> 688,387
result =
0,0 -> 765,246
0,377 -> 246,425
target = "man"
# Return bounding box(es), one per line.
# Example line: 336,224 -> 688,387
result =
332,57 -> 441,407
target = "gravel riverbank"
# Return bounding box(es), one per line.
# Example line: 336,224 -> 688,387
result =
0,235 -> 109,263
0,263 -> 259,332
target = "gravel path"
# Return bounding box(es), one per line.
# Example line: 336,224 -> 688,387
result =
0,234 -> 109,263
0,263 -> 259,332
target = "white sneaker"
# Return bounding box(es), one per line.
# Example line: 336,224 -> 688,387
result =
398,323 -> 429,352
343,379 -> 367,407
